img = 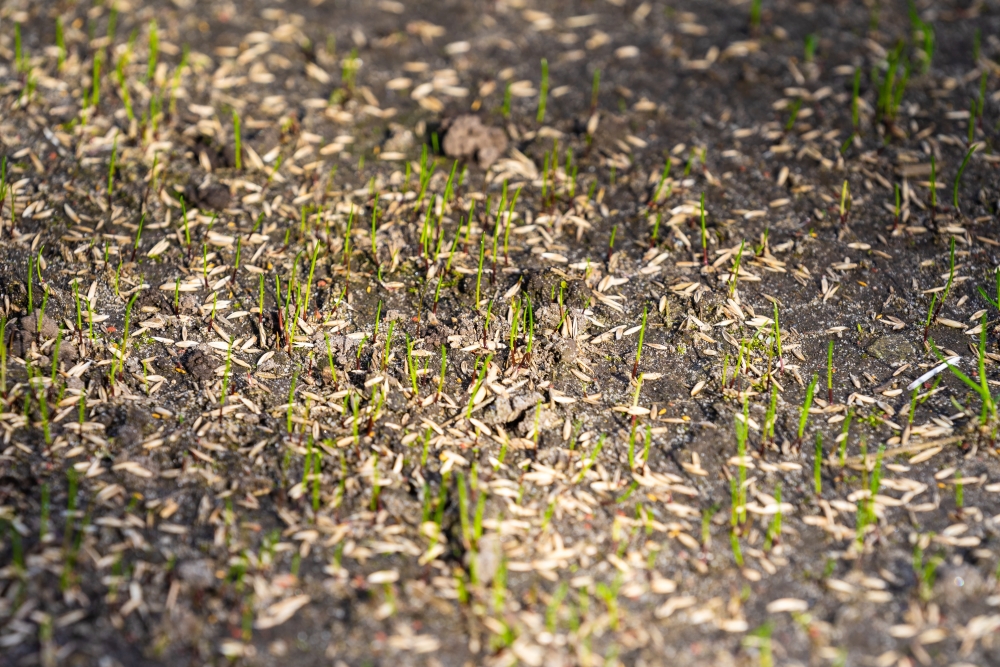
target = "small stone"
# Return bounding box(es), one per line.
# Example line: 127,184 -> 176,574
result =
19,312 -> 60,339
866,334 -> 916,366
185,179 -> 231,210
553,338 -> 577,365
491,391 -> 544,425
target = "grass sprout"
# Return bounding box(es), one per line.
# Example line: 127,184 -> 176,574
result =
930,314 -> 994,422
798,374 -> 818,443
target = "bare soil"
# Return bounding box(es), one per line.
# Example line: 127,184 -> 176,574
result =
1,0 -> 1000,666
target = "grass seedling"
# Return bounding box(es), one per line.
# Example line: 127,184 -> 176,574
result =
763,382 -> 778,445
893,182 -> 901,229
954,470 -> 964,509
923,292 -> 938,343
977,69 -> 988,121
342,203 -> 356,274
107,138 -> 117,200
924,238 -> 957,345
700,504 -> 718,547
537,58 -> 549,124
232,110 -> 242,170
287,370 -> 298,433
131,213 -> 146,262
699,192 -> 708,265
466,354 -> 493,418
749,0 -> 761,32
50,330 -> 61,384
785,98 -> 802,132
827,339 -> 834,403
631,306 -> 647,379
524,296 -> 535,360
641,422 -> 652,468
651,157 -> 672,206
541,153 -> 550,202
33,370 -> 51,445
86,296 -> 95,342
370,192 -> 380,260
253,274 -> 264,326
590,68 -> 601,112
40,484 -> 50,539
814,432 -> 823,495
87,48 -> 103,109
804,33 -> 817,63
930,314 -> 995,422
733,339 -> 746,389
915,547 -> 943,602
735,397 -> 749,523
908,2 -> 934,73
110,293 -> 139,386
594,578 -> 621,631
730,529 -> 744,567
772,303 -> 784,372
953,145 -> 975,213
38,286 -> 49,335
179,196 -> 191,251
839,179 -> 850,225
405,336 -> 418,394
863,444 -> 886,533
607,225 -> 617,263
798,374 -> 818,444
55,18 -> 65,70
230,236 -> 243,283
14,23 -> 25,75
382,320 -> 395,372
366,451 -> 381,512
729,241 -> 745,297
146,20 -> 158,82
839,409 -> 853,465
940,236 -> 956,310
201,244 -> 210,291
651,212 -> 662,246
219,341 -> 232,422
302,241 -> 321,319
978,267 -> 1000,311
851,67 -> 861,130
575,435 -> 604,483
437,346 -> 447,396
503,187 -> 522,264
474,233 -> 486,309
0,318 -> 6,395
502,81 -> 512,118
115,40 -> 135,121
764,484 -> 782,550
546,583 -> 568,632
929,154 -> 937,209
745,623 -> 774,667
968,99 -> 977,145
27,256 -> 33,314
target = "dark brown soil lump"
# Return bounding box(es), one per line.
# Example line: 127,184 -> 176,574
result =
441,115 -> 508,168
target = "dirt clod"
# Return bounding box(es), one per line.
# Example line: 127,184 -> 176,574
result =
180,348 -> 217,381
441,115 -> 508,168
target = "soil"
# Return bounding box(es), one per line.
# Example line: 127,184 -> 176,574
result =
1,0 -> 1000,666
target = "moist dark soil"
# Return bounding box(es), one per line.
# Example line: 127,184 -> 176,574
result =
1,0 -> 1000,666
